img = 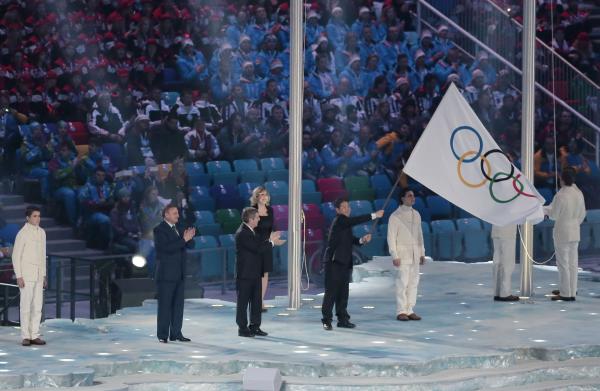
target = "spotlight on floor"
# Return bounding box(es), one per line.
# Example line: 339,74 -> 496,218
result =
132,254 -> 147,268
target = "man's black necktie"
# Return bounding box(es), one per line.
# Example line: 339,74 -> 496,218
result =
171,225 -> 179,237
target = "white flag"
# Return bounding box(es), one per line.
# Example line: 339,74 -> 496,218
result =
403,83 -> 544,227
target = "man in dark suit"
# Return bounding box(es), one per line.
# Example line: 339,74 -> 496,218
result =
235,207 -> 282,337
321,197 -> 384,330
154,204 -> 196,343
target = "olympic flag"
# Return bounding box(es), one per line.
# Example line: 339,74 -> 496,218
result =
403,83 -> 545,227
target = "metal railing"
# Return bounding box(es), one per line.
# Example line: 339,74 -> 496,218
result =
418,0 -> 600,163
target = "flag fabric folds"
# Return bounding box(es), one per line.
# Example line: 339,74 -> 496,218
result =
403,83 -> 544,227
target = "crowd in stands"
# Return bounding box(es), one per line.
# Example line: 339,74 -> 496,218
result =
0,0 -> 598,261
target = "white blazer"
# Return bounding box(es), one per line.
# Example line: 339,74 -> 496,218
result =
12,223 -> 46,281
387,205 -> 425,265
546,184 -> 586,244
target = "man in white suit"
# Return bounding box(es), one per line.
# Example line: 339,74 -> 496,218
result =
491,224 -> 519,301
544,167 -> 586,302
12,206 -> 47,346
387,188 -> 426,321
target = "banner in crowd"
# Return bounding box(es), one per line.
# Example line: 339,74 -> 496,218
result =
403,83 -> 545,227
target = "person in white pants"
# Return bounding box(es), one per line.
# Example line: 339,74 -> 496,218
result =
491,224 -> 519,301
11,206 -> 47,346
387,188 -> 426,321
544,167 -> 586,302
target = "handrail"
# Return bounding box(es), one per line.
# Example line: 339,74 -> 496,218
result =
486,0 -> 600,90
418,0 -> 600,136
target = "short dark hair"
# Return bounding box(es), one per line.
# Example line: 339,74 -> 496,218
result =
25,205 -> 41,218
399,187 -> 414,202
162,203 -> 178,217
561,166 -> 576,186
241,207 -> 258,223
334,196 -> 349,209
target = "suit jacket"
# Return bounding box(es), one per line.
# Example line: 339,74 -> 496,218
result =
154,221 -> 195,282
235,224 -> 272,280
12,223 -> 46,281
327,214 -> 372,267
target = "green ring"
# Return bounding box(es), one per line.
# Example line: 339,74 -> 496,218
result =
489,172 -> 523,203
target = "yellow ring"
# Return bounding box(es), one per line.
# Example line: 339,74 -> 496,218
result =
457,150 -> 490,188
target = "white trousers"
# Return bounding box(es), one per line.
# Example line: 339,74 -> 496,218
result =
19,279 -> 43,340
492,237 -> 516,297
395,263 -> 420,315
555,241 -> 579,298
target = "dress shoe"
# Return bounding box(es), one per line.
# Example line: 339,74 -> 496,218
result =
396,314 -> 410,321
408,313 -> 422,321
494,295 -> 520,302
337,321 -> 356,328
30,338 -> 46,345
21,339 -> 31,346
551,295 -> 575,301
169,336 -> 191,342
552,290 -> 560,296
238,328 -> 255,338
158,338 -> 168,343
322,321 -> 333,330
250,327 -> 268,337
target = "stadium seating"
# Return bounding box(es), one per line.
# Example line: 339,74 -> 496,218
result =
430,219 -> 462,260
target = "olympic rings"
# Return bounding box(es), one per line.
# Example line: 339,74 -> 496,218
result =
450,125 -> 536,204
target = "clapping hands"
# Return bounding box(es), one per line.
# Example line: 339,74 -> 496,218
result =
183,227 -> 196,242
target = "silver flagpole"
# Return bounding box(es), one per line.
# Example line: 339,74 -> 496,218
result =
287,0 -> 304,310
519,0 -> 535,298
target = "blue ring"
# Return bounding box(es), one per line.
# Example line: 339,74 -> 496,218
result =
450,126 -> 483,163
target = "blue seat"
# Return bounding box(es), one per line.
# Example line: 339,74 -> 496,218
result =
209,184 -> 238,198
161,91 -> 180,106
430,220 -> 462,260
457,208 -> 474,218
185,162 -> 206,174
210,184 -> 242,210
219,234 -> 236,278
189,186 -> 215,211
413,197 -> 431,222
193,236 -> 223,280
302,191 -> 322,205
194,210 -> 214,223
352,224 -> 372,237
233,159 -> 259,172
265,180 -> 288,195
266,169 -> 289,182
302,179 -> 317,193
321,202 -> 337,225
350,200 -> 373,216
239,171 -> 265,184
421,221 -> 433,257
370,174 -> 392,199
195,223 -> 221,236
538,187 -> 554,205
238,182 -> 260,199
426,195 -> 452,220
270,193 -> 288,205
188,173 -> 211,187
580,221 -> 592,252
0,223 -> 20,244
207,161 -> 238,185
456,218 -> 490,261
373,199 -> 398,224
586,210 -> 600,250
260,157 -> 285,171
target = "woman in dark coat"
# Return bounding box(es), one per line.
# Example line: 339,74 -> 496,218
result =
250,186 -> 274,312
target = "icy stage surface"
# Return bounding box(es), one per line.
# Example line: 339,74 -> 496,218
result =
1,258 -> 600,390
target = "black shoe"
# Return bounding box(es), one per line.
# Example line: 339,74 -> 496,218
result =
322,321 -> 333,330
169,336 -> 191,342
238,328 -> 255,338
551,295 -> 575,301
337,321 -> 356,328
250,327 -> 268,337
552,290 -> 560,296
158,338 -> 168,343
494,295 -> 520,302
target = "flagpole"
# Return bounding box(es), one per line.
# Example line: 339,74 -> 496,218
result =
287,0 -> 304,310
519,0 -> 535,298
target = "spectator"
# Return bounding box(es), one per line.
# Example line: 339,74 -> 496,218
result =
534,136 -> 559,189
321,129 -> 355,177
410,49 -> 431,92
415,73 -> 440,117
364,75 -> 390,118
246,6 -> 273,50
352,7 -> 384,43
258,79 -> 288,120
174,189 -> 196,232
348,125 -> 380,176
339,55 -> 365,96
114,170 -> 143,206
161,158 -> 189,201
307,54 -> 338,100
329,77 -> 364,122
76,138 -> 112,184
234,35 -> 259,77
239,61 -> 264,101
78,167 -> 114,248
0,93 -> 27,178
218,112 -> 259,161
335,31 -> 362,73
261,105 -> 289,158
267,59 -> 289,99
326,7 -> 350,50
176,38 -> 208,88
434,47 -> 470,86
50,121 -> 77,156
210,57 -> 236,104
88,92 -> 125,144
302,132 -> 323,181
48,143 -> 79,226
412,30 -> 443,68
469,51 -> 497,85
464,69 -> 489,105
20,123 -> 52,200
149,112 -> 188,164
256,34 -> 285,79
305,11 -> 325,47
175,90 -> 201,128
185,117 -> 220,162
433,25 -> 454,56
226,10 -> 249,49
124,115 -> 155,167
110,188 -> 141,255
376,25 -> 410,72
221,83 -> 252,121
142,86 -> 170,122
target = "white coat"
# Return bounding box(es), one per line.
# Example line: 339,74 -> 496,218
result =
12,223 -> 46,281
387,205 -> 425,264
545,184 -> 586,244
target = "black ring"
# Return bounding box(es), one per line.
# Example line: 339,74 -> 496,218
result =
480,149 -> 514,183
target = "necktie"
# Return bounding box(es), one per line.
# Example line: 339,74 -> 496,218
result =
172,225 -> 179,237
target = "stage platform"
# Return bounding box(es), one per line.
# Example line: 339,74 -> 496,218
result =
1,258 -> 600,390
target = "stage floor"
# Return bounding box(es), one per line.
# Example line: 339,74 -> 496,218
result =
1,258 -> 600,390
